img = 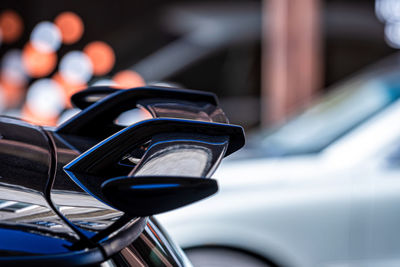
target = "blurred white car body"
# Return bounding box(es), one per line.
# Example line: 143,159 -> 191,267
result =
157,57 -> 400,267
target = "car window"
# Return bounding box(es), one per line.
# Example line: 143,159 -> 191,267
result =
385,142 -> 400,168
257,69 -> 400,156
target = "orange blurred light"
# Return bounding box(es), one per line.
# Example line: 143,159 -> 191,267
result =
22,42 -> 57,78
53,72 -> 86,107
55,12 -> 84,44
112,70 -> 145,89
84,41 -> 115,76
0,79 -> 24,108
0,10 -> 23,43
21,105 -> 57,126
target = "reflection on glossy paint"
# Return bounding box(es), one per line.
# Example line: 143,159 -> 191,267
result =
0,117 -> 79,252
50,132 -> 125,236
131,184 -> 180,189
0,228 -> 73,255
134,144 -> 211,177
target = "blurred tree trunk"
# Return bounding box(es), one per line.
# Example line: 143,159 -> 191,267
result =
262,0 -> 322,126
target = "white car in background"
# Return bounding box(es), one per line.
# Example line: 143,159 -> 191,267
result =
157,54 -> 400,267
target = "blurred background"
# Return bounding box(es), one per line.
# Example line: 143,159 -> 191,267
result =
4,1 -> 400,266
0,0 -> 397,130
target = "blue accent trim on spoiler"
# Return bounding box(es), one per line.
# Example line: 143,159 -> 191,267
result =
130,184 -> 180,189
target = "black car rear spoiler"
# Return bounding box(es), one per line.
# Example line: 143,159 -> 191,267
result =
58,86 -> 244,215
50,86 -> 245,265
63,118 -> 244,216
70,86 -> 219,109
57,86 -> 228,140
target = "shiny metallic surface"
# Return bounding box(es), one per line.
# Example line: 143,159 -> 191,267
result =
143,102 -> 229,123
0,117 -> 79,255
109,218 -> 192,267
49,131 -> 125,236
132,138 -> 229,178
0,117 -> 190,266
0,86 -> 243,265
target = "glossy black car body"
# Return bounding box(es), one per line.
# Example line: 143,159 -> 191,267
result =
0,86 -> 244,266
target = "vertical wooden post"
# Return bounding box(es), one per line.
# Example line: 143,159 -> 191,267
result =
261,0 -> 322,126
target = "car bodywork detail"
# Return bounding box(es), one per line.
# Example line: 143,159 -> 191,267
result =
0,86 -> 245,266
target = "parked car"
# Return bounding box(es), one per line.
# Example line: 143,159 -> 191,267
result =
157,54 -> 400,267
0,86 -> 244,266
